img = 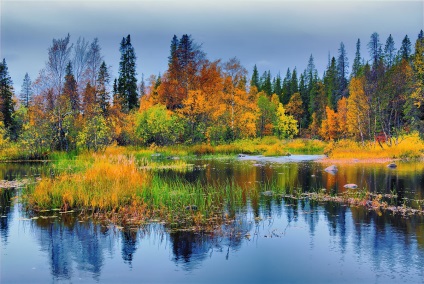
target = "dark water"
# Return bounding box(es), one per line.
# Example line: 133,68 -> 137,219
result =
1,158 -> 424,283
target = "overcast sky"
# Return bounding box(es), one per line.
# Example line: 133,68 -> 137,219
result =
1,0 -> 423,94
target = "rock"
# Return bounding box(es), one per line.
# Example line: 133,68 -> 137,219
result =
324,165 -> 338,174
185,205 -> 198,211
387,163 -> 397,168
343,184 -> 358,189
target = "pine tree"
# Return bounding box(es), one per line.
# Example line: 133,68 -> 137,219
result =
368,32 -> 382,67
20,73 -> 33,108
384,34 -> 396,68
273,73 -> 282,99
63,62 -> 79,112
260,71 -> 272,96
0,59 -> 14,130
97,61 -> 110,116
337,42 -> 349,99
118,34 -> 138,112
251,65 -> 260,90
351,38 -> 363,78
400,35 -> 412,61
324,57 -> 338,109
282,68 -> 291,104
291,68 -> 298,94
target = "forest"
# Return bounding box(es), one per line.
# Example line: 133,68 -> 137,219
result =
0,30 -> 423,158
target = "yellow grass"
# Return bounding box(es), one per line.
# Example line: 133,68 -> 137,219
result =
30,155 -> 147,211
326,133 -> 424,159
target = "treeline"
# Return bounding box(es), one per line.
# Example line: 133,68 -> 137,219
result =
0,31 -> 423,156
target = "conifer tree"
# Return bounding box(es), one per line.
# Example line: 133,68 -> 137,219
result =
291,68 -> 298,94
384,34 -> 396,68
282,68 -> 291,104
0,59 -> 15,130
97,61 -> 110,116
337,42 -> 349,98
251,65 -> 260,90
324,57 -> 338,109
20,73 -> 33,108
400,35 -> 412,61
63,62 -> 79,112
260,71 -> 272,96
272,73 -> 282,99
118,34 -> 138,112
368,32 -> 382,67
351,39 -> 363,78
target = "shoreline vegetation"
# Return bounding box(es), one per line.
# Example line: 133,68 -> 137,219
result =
1,135 -> 423,232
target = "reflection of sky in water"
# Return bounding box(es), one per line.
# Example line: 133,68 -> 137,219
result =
1,161 -> 424,282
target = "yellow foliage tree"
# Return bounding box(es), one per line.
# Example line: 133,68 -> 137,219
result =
275,103 -> 298,139
337,97 -> 348,138
347,77 -> 369,143
319,106 -> 338,140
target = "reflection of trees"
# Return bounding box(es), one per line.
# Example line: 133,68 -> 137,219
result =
169,213 -> 253,270
121,230 -> 138,264
34,217 -> 110,281
349,208 -> 424,276
0,189 -> 15,246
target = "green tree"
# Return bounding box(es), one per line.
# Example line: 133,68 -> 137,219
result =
400,35 -> 412,61
337,42 -> 349,99
251,64 -> 260,90
274,103 -> 298,139
97,61 -> 110,116
20,73 -> 33,108
368,32 -> 382,67
282,68 -> 291,104
135,104 -> 183,145
384,34 -> 396,68
63,62 -> 79,112
0,59 -> 15,131
260,71 -> 272,96
291,68 -> 299,94
118,34 -> 138,112
77,110 -> 111,151
351,38 -> 363,78
324,57 -> 338,109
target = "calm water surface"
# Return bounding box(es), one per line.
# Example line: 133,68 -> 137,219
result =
1,158 -> 424,283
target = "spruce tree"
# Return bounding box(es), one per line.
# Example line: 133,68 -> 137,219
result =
260,71 -> 272,96
400,35 -> 412,61
97,61 -> 110,116
273,73 -> 282,101
0,59 -> 15,130
282,68 -> 291,104
351,38 -> 363,77
291,68 -> 299,94
63,62 -> 79,112
368,32 -> 382,67
324,57 -> 338,109
384,34 -> 396,68
337,42 -> 349,99
250,65 -> 260,90
20,73 -> 33,108
118,34 -> 138,112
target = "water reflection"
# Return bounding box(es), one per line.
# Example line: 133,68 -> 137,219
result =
1,160 -> 424,282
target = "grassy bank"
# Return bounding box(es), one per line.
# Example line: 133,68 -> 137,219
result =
324,133 -> 424,160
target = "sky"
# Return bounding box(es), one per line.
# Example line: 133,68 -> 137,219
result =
1,0 -> 423,94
